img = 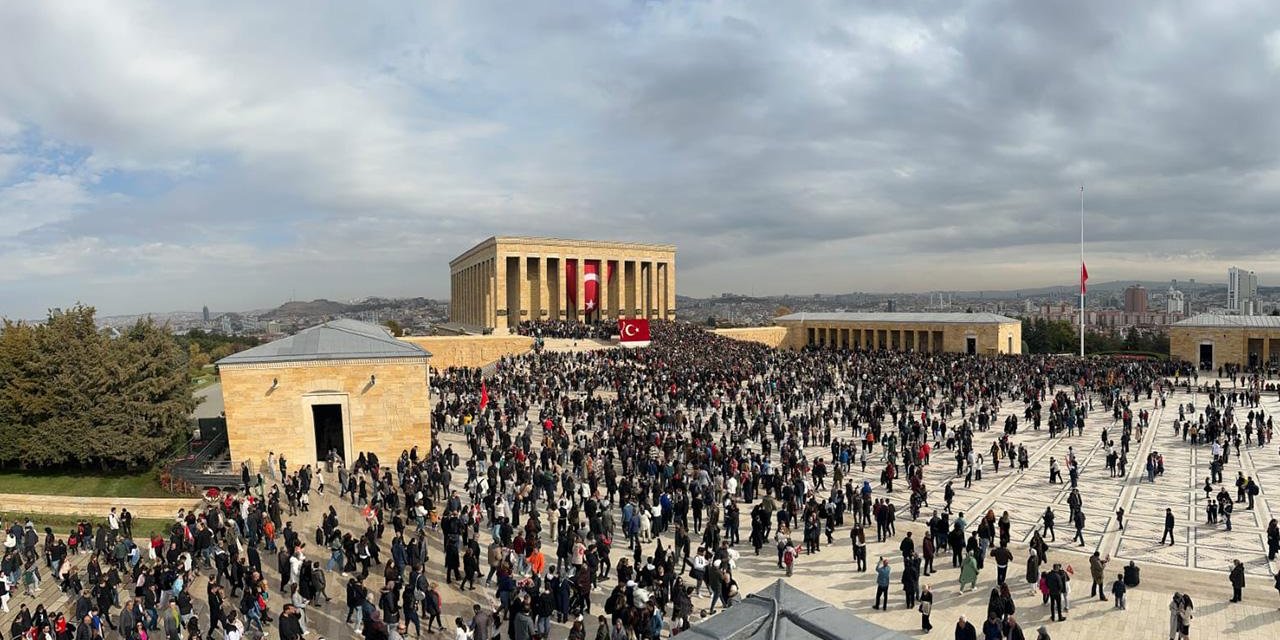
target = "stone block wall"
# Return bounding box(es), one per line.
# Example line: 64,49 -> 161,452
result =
400,335 -> 535,370
776,320 -> 1021,354
712,326 -> 790,348
1168,326 -> 1280,368
220,357 -> 431,471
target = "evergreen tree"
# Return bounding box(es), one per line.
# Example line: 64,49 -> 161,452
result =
0,305 -> 194,470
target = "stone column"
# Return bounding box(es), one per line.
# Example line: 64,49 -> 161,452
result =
646,261 -> 656,318
576,257 -> 586,321
549,257 -> 561,319
471,264 -> 478,326
465,263 -> 476,325
539,256 -> 551,321
461,265 -> 468,325
666,259 -> 676,320
481,260 -> 490,329
630,260 -> 641,318
598,258 -> 610,320
494,256 -> 507,331
489,259 -> 498,329
656,262 -> 667,320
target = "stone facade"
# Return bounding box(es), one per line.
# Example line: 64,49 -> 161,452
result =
400,335 -> 535,369
449,236 -> 677,331
1169,325 -> 1280,369
219,357 -> 431,469
773,313 -> 1022,354
712,326 -> 790,348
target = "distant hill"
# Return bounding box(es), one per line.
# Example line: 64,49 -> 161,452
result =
260,298 -> 352,319
259,297 -> 443,320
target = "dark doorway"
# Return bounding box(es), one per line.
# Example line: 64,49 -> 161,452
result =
312,404 -> 345,463
1199,344 -> 1213,370
1248,338 -> 1263,369
966,337 -> 977,355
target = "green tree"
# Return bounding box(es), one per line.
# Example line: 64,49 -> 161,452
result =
188,342 -> 211,373
384,319 -> 404,337
0,305 -> 194,470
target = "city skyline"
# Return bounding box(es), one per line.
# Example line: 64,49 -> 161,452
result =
4,3 -> 1280,318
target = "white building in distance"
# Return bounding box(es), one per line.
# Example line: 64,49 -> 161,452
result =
1228,267 -> 1259,315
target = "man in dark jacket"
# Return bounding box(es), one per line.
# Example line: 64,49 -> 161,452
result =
954,615 -> 977,640
1229,559 -> 1246,602
278,604 -> 304,640
1045,565 -> 1066,621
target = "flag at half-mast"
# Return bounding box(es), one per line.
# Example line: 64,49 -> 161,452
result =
1080,262 -> 1088,295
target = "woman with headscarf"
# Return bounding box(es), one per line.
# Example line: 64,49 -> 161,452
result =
985,587 -> 1004,623
1177,593 -> 1193,640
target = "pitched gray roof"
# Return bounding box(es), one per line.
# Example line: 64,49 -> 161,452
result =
774,311 -> 1017,324
217,318 -> 429,366
686,580 -> 910,640
1174,313 -> 1280,328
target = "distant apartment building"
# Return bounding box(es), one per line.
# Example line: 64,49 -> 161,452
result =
1228,266 -> 1259,315
1166,284 -> 1186,314
1031,302 -> 1183,330
1123,284 -> 1148,313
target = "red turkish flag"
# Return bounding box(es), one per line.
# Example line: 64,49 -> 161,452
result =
479,380 -> 489,413
584,261 -> 599,313
1080,262 -> 1088,295
618,318 -> 651,345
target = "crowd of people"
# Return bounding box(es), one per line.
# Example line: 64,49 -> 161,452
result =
5,320 -> 1280,640
514,321 -> 615,341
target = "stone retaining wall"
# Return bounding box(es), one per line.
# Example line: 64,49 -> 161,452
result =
712,326 -> 791,348
402,334 -> 535,369
0,493 -> 196,519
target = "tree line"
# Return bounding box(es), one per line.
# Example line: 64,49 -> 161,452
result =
0,305 -> 195,470
176,329 -> 259,373
1021,318 -> 1170,355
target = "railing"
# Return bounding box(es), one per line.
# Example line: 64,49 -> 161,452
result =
162,431 -> 241,493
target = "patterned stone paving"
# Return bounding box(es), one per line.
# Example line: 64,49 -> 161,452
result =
5,374 -> 1280,640
896,377 -> 1280,578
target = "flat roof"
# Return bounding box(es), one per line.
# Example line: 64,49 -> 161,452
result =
1174,313 -> 1280,328
774,311 -> 1018,324
450,236 -> 676,268
217,318 -> 430,366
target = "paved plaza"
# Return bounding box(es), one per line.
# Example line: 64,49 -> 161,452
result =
7,375 -> 1280,640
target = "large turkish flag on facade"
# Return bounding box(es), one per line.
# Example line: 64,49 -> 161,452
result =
618,318 -> 651,347
584,261 -> 599,314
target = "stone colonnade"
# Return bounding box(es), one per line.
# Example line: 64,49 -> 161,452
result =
449,237 -> 676,332
779,318 -> 1022,355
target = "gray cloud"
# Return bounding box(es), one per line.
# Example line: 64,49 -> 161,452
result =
2,1 -> 1280,318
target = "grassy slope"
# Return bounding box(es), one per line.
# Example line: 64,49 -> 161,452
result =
0,511 -> 174,537
0,468 -> 173,498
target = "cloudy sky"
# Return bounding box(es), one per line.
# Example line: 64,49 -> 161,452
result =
2,1 -> 1280,318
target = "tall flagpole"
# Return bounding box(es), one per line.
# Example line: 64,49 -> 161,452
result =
1080,185 -> 1085,357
